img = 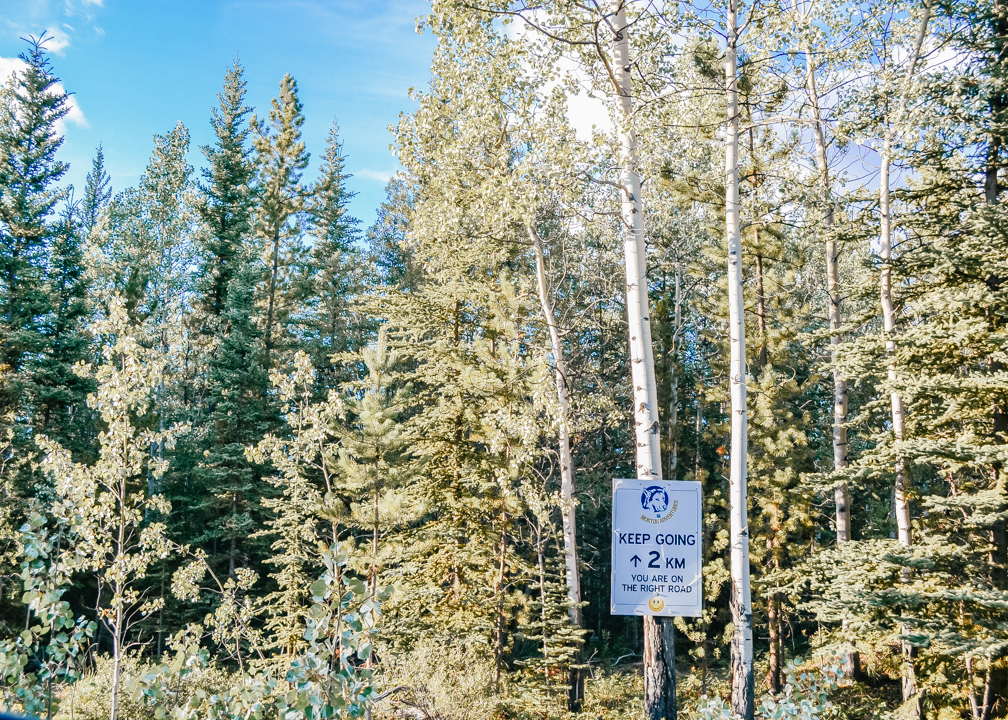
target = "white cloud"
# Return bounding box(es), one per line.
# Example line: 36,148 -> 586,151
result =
82,0 -> 104,5
59,90 -> 89,131
43,27 -> 72,56
0,56 -> 26,81
357,169 -> 395,183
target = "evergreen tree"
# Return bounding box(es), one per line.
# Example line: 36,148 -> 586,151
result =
196,260 -> 275,578
301,120 -> 364,392
186,60 -> 274,581
36,201 -> 93,458
80,145 -> 112,236
248,352 -> 341,654
367,176 -> 418,293
196,60 -> 256,322
337,327 -> 415,598
253,74 -> 309,366
0,35 -> 70,476
86,122 -> 195,324
818,0 -> 1008,712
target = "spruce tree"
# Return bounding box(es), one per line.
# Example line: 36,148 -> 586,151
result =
367,176 -> 418,293
36,202 -> 92,458
301,121 -> 364,393
197,259 -> 275,578
0,36 -> 70,475
196,60 -> 256,321
820,0 -> 1008,710
248,352 -> 341,655
80,145 -> 112,236
86,122 -> 194,324
182,59 -> 272,592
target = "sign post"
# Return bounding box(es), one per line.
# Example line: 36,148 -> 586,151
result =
612,478 -> 703,720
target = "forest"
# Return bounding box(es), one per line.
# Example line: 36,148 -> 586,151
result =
0,0 -> 1005,719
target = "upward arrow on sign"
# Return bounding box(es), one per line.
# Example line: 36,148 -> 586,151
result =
630,554 -> 642,567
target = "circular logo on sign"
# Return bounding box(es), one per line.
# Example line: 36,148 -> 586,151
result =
648,596 -> 665,612
641,485 -> 669,515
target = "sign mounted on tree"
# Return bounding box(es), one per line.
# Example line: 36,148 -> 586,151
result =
611,479 -> 703,617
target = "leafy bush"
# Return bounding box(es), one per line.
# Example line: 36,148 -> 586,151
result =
691,657 -> 841,720
58,653 -> 233,720
371,639 -> 498,720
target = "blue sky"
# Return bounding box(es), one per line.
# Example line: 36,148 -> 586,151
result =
0,0 -> 436,228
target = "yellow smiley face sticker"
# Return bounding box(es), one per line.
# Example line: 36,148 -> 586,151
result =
648,596 -> 665,613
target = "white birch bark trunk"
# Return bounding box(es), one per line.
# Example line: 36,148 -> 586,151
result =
879,150 -> 911,550
528,223 -> 584,710
810,64 -> 858,676
878,3 -> 931,703
725,0 -> 753,715
881,131 -> 916,704
805,59 -> 851,542
611,3 -> 671,718
613,0 -> 662,482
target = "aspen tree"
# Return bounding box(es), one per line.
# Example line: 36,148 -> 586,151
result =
724,0 -> 753,713
608,4 -> 677,717
528,222 -> 585,709
41,300 -> 176,720
799,16 -> 852,543
877,2 -> 930,702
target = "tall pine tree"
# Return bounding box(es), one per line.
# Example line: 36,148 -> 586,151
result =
253,74 -> 309,366
0,36 -> 70,479
301,121 -> 363,393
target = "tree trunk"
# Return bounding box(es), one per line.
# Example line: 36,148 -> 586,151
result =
805,47 -> 859,679
726,0 -> 753,716
754,250 -> 767,374
372,477 -> 379,599
879,5 -> 930,704
535,520 -> 551,697
528,222 -> 584,710
612,0 -> 661,483
229,494 -> 238,578
767,591 -> 781,693
695,391 -> 703,483
264,226 -> 281,363
669,263 -> 681,476
644,617 -> 676,720
110,624 -> 121,720
611,4 -> 671,718
985,88 -> 1008,720
881,135 -> 917,705
805,57 -> 851,542
493,505 -> 508,689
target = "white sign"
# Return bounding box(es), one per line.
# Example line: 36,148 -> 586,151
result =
610,478 -> 703,617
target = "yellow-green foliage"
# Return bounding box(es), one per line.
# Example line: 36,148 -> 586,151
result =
372,640 -> 647,720
372,640 -> 498,720
58,654 -> 234,720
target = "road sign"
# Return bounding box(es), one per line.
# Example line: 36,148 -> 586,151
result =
610,478 -> 703,617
